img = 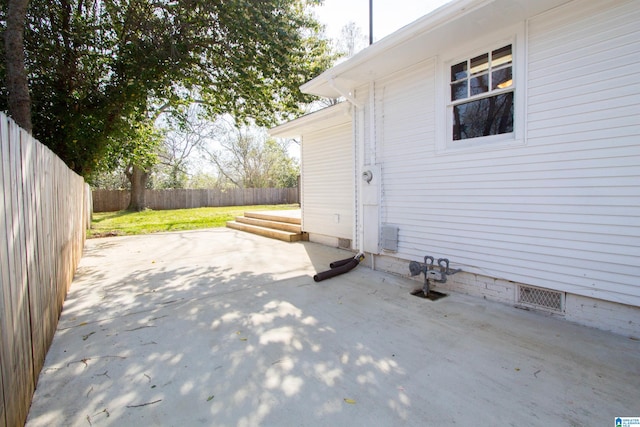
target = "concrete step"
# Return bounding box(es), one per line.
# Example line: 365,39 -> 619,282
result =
226,221 -> 302,242
235,216 -> 301,233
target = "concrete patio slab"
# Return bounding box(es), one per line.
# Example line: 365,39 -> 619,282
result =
26,228 -> 639,426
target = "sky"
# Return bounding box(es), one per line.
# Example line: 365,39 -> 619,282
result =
313,0 -> 453,42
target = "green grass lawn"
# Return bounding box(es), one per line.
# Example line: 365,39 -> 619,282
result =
89,204 -> 299,238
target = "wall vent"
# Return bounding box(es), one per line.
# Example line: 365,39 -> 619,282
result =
338,238 -> 352,249
517,285 -> 564,312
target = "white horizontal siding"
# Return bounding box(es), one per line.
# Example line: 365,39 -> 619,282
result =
377,58 -> 436,221
375,0 -> 640,306
302,123 -> 353,239
522,0 -> 640,304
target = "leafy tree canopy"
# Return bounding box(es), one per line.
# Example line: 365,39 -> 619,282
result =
202,120 -> 299,189
0,0 -> 333,176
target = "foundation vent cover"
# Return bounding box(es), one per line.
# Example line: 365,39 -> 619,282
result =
518,285 -> 564,312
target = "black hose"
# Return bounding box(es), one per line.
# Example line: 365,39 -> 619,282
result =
329,257 -> 356,269
314,258 -> 360,282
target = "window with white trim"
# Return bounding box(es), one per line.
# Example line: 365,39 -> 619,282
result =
449,44 -> 514,141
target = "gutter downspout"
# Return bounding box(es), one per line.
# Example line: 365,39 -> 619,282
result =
351,83 -> 376,264
357,107 -> 365,256
326,77 -> 367,256
368,81 -> 376,271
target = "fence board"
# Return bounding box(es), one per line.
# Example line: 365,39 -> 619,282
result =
0,113 -> 10,427
22,134 -> 44,383
3,116 -> 34,424
0,113 -> 89,427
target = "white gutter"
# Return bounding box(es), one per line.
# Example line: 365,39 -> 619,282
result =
301,0 -> 493,97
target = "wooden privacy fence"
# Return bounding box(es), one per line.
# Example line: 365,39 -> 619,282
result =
0,113 -> 91,427
93,187 -> 299,212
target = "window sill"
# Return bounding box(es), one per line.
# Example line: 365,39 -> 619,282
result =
436,135 -> 526,156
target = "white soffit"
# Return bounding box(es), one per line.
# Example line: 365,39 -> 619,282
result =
302,0 -> 572,98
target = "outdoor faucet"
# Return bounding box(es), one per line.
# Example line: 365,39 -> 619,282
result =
408,255 -> 461,295
437,257 -> 461,277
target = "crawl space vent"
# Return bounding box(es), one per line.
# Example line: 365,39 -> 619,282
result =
518,285 -> 564,312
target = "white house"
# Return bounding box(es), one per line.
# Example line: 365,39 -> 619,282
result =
271,0 -> 640,337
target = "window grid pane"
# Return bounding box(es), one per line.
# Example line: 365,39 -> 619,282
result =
492,45 -> 512,67
452,92 -> 514,141
451,81 -> 468,101
491,67 -> 512,90
470,74 -> 489,96
451,61 -> 468,82
470,53 -> 489,75
449,44 -> 512,103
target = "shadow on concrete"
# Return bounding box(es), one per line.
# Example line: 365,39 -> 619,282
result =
26,229 -> 640,426
27,230 -> 412,426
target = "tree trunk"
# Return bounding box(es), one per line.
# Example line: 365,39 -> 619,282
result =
126,164 -> 150,211
5,0 -> 32,132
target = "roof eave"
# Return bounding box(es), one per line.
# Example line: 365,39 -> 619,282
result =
301,0 -> 571,98
301,0 -> 487,98
269,102 -> 351,138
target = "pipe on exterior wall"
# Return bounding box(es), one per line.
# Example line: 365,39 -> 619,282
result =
325,82 -> 372,259
357,107 -> 365,254
323,79 -> 366,254
368,81 -> 377,271
369,81 -> 376,166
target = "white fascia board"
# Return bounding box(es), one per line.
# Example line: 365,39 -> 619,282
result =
301,0 -> 489,98
301,0 -> 571,98
269,103 -> 351,138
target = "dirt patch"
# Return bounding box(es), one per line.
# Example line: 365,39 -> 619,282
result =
88,231 -> 121,238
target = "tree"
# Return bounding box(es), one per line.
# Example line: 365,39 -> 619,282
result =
3,0 -> 31,131
154,105 -> 214,189
336,21 -> 368,59
87,168 -> 129,190
187,171 -> 219,189
305,21 -> 368,112
203,121 -> 299,189
0,0 -> 334,182
120,119 -> 163,210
